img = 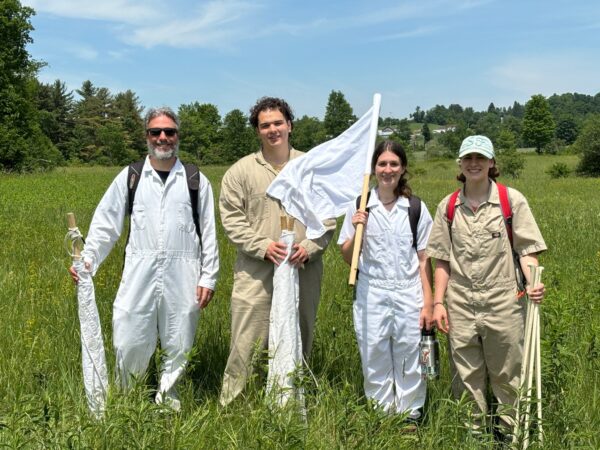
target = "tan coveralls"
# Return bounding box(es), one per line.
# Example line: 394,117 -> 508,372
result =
427,182 -> 546,427
219,149 -> 335,406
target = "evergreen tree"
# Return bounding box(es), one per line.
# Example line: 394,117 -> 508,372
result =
114,90 -> 145,158
323,90 -> 355,138
522,94 -> 556,153
35,79 -> 74,159
496,129 -> 524,178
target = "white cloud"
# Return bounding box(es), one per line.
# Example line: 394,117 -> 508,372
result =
66,44 -> 99,61
23,0 -> 155,23
366,25 -> 442,42
489,52 -> 600,97
126,2 -> 260,48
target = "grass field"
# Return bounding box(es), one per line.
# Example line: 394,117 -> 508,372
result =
0,155 -> 599,449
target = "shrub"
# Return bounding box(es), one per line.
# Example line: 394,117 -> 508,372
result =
547,162 -> 571,178
497,149 -> 525,178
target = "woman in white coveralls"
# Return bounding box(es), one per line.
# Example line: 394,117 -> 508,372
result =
339,140 -> 434,420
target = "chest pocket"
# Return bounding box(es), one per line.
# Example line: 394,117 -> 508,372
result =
131,205 -> 146,230
177,203 -> 196,233
480,228 -> 507,256
248,193 -> 270,223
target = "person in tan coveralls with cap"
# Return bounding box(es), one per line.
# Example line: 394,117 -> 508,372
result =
426,135 -> 547,440
219,97 -> 335,406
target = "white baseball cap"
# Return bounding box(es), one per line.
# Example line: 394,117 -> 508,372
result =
458,135 -> 495,159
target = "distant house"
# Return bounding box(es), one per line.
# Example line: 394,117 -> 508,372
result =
432,126 -> 457,134
378,126 -> 396,138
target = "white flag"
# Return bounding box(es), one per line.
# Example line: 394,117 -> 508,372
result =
267,103 -> 379,239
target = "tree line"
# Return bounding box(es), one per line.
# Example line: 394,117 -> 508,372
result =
2,0 -> 600,176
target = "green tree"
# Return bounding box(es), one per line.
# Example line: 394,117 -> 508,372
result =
178,102 -> 222,164
410,106 -> 425,123
496,129 -> 525,178
575,115 -> 600,176
390,119 -> 412,146
323,90 -> 355,138
0,0 -> 61,171
291,115 -> 326,151
522,94 -> 556,153
421,122 -> 432,143
35,79 -> 74,160
220,109 -> 257,162
114,90 -> 145,158
555,116 -> 579,145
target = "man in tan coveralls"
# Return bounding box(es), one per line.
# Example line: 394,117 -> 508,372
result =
427,135 -> 546,437
219,97 -> 335,406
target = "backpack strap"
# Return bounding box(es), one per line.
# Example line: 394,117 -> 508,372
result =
125,161 -> 203,250
356,192 -> 421,250
446,189 -> 461,226
408,195 -> 421,250
184,163 -> 202,242
355,191 -> 372,212
496,182 -> 513,246
127,160 -> 145,215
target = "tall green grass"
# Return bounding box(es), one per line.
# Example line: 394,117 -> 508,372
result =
0,155 -> 598,448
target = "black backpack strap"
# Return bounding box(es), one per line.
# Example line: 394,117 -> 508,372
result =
127,160 -> 145,215
355,191 -> 372,212
184,163 -> 202,242
125,160 -> 145,251
408,195 -> 421,250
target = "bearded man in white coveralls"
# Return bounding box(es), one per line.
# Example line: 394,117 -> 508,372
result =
69,107 -> 219,411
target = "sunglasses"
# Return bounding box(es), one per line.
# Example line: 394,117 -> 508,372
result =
147,128 -> 178,137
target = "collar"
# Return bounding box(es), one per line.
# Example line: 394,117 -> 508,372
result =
458,180 -> 498,205
370,188 -> 409,209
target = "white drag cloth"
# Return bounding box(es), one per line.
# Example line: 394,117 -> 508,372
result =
267,230 -> 303,407
73,258 -> 108,418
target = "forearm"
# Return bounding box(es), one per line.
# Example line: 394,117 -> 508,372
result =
433,259 -> 450,303
418,251 -> 433,307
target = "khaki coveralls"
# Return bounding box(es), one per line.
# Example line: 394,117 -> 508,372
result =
427,182 -> 546,427
219,149 -> 335,406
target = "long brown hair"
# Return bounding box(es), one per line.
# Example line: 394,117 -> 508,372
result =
371,140 -> 412,198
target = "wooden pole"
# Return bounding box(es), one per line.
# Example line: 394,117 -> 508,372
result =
67,212 -> 82,260
348,93 -> 381,286
348,174 -> 371,285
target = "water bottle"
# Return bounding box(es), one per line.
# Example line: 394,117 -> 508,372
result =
420,327 -> 440,380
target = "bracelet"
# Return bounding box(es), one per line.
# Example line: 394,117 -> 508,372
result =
433,302 -> 445,307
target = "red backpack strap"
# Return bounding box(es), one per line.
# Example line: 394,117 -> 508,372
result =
446,189 -> 461,224
496,182 -> 513,246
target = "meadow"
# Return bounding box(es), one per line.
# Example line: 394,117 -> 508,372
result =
0,154 -> 598,449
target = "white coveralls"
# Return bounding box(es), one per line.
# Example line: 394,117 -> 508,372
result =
82,157 -> 219,399
338,189 -> 432,417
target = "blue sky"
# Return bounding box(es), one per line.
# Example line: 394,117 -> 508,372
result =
23,0 -> 600,120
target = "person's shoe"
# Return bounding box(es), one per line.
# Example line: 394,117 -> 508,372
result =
156,388 -> 181,412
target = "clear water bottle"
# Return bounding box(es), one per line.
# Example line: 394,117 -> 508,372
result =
420,327 -> 440,380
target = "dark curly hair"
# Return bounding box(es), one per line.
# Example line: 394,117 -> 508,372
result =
371,140 -> 412,198
249,97 -> 294,129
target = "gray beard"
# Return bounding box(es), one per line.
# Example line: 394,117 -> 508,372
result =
147,142 -> 179,160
